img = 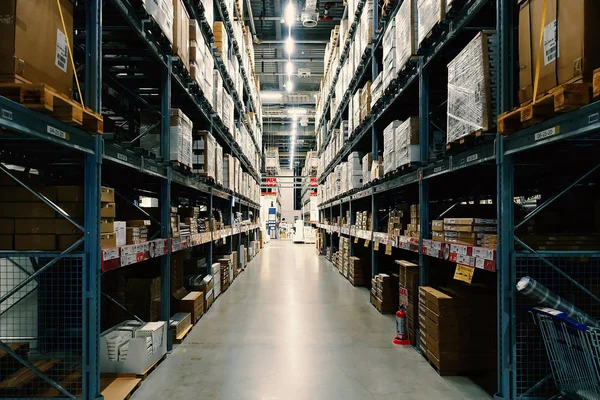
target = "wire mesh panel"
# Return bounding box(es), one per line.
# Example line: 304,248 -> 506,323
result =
0,252 -> 84,399
516,253 -> 600,399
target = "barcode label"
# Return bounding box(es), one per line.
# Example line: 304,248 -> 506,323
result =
47,125 -> 67,139
543,20 -> 559,66
55,30 -> 68,73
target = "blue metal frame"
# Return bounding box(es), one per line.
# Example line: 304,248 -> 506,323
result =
418,57 -> 430,287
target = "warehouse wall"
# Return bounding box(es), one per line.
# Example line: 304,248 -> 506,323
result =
280,168 -> 301,224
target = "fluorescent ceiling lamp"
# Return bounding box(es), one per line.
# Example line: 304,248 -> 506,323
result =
261,92 -> 283,100
286,79 -> 294,93
284,1 -> 296,25
286,61 -> 294,77
285,36 -> 294,54
287,108 -> 307,115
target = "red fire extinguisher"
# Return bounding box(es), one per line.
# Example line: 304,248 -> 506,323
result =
393,309 -> 411,346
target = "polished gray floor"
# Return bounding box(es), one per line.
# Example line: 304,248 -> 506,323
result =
132,240 -> 491,400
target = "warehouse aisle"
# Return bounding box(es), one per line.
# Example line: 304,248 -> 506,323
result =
131,241 -> 490,400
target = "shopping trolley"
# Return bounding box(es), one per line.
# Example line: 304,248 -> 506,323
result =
530,307 -> 600,399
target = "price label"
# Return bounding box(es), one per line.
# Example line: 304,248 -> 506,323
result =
450,244 -> 468,256
454,264 -> 475,284
473,247 -> 494,261
102,247 -> 119,261
354,236 -> 359,244
374,241 -> 379,251
385,245 -> 392,255
364,239 -> 370,247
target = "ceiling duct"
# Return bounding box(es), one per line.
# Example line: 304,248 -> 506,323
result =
301,0 -> 319,27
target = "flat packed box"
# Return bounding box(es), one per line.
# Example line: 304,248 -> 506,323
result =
172,0 -> 190,71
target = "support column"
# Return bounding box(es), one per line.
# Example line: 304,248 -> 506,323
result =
418,58 -> 430,286
371,191 -> 378,277
160,58 -> 172,351
83,2 -> 102,397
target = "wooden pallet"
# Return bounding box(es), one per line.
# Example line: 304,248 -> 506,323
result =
0,359 -> 61,393
384,163 -> 416,178
498,82 -> 592,135
37,370 -> 82,398
0,82 -> 103,134
593,68 -> 600,100
136,354 -> 166,381
100,374 -> 142,400
173,324 -> 193,345
445,130 -> 485,151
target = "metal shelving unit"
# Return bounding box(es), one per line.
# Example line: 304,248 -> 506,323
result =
315,0 -> 600,399
0,0 -> 262,398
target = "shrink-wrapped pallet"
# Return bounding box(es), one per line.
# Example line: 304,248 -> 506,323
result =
396,0 -> 418,72
417,0 -> 445,48
383,121 -> 402,174
395,118 -> 420,168
447,31 -> 496,144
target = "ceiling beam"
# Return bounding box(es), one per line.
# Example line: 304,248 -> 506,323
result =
257,39 -> 329,44
256,72 -> 324,76
256,58 -> 324,62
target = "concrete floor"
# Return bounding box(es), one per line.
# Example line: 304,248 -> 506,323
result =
132,240 -> 492,400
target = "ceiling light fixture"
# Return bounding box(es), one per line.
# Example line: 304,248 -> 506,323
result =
287,108 -> 307,115
285,36 -> 295,55
286,79 -> 294,93
284,1 -> 296,25
260,92 -> 283,100
286,61 -> 294,77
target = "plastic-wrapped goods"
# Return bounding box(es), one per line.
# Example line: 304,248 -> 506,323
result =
395,118 -> 420,168
362,153 -> 372,184
139,109 -> 192,168
348,152 -> 364,190
191,130 -> 216,179
215,143 -> 223,185
213,70 -> 223,118
340,162 -> 348,194
352,91 -> 361,128
447,31 -> 496,144
223,154 -> 233,189
172,0 -> 190,71
370,72 -> 383,109
396,0 -> 418,73
222,91 -> 234,133
417,0 -> 445,48
383,120 -> 402,174
200,0 -> 213,30
383,20 -> 396,88
143,0 -> 174,44
517,276 -> 599,328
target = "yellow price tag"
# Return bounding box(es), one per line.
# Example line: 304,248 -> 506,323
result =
374,241 -> 380,251
354,236 -> 359,244
385,244 -> 392,255
364,239 -> 370,247
454,264 -> 475,284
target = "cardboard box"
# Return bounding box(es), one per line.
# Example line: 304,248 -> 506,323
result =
179,291 -> 204,323
14,219 -> 56,234
101,219 -> 114,234
56,186 -> 84,202
518,0 -> 600,103
15,234 -> 55,250
114,221 -> 126,246
0,186 -> 57,202
58,202 -> 84,218
100,203 -> 116,218
172,0 -> 190,71
5,203 -> 54,218
0,0 -> 74,96
57,234 -> 81,250
101,232 -> 117,249
0,235 -> 13,249
432,220 -> 444,231
100,186 -> 115,203
0,219 -> 15,234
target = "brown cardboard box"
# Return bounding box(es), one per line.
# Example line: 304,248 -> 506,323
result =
57,234 -> 81,250
100,203 -> 116,218
421,287 -> 457,314
518,0 -> 600,103
432,220 -> 444,231
101,232 -> 116,249
15,235 -> 55,250
426,350 -> 468,373
100,219 -> 114,234
0,0 -> 74,97
57,202 -> 84,218
100,186 -> 115,203
6,203 -> 54,218
172,0 -> 190,71
0,219 -> 15,234
15,219 -> 56,234
127,220 -> 151,227
0,235 -> 13,249
56,186 -> 84,202
179,291 -> 204,323
55,219 -> 79,234
0,186 -> 57,202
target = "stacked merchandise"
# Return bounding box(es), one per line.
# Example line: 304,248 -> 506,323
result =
347,152 -> 363,190
189,21 -> 214,101
397,260 -> 419,344
352,91 -> 361,132
139,110 -> 192,168
382,19 -> 396,89
443,218 -> 497,245
387,209 -> 404,241
215,143 -> 223,185
395,118 -> 420,168
223,154 -> 233,189
362,153 -> 372,184
383,121 -> 402,175
178,292 -> 204,324
170,207 -> 180,238
140,0 -> 174,44
115,220 -> 126,246
213,70 -> 224,118
218,258 -> 231,292
432,220 -> 444,242
192,130 -> 216,179
370,156 -> 384,180
126,278 -> 161,322
356,211 -> 372,230
172,0 -> 190,71
199,275 -> 214,311
370,72 -> 384,109
212,22 -> 228,58
359,82 -> 372,123
480,234 -> 498,249
405,205 -> 420,237
212,262 -> 221,298
339,237 -> 350,277
222,91 -> 235,134
395,0 -> 417,73
447,31 -> 496,145
125,220 -> 149,245
348,256 -> 364,286
100,186 -> 117,249
370,273 -> 399,314
179,207 -> 199,234
417,0 -> 446,49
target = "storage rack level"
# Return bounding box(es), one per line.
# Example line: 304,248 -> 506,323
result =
0,0 -> 262,399
314,0 -> 600,398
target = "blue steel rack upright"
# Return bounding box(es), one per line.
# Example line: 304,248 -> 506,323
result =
316,0 -> 600,399
0,0 -> 263,399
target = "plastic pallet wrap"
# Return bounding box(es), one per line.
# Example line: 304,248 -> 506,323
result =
213,70 -> 223,118
395,118 -> 420,168
215,143 -> 223,185
362,153 -> 372,184
517,276 -> 599,328
383,120 -> 402,174
447,31 -> 496,144
417,0 -> 445,48
396,0 -> 418,72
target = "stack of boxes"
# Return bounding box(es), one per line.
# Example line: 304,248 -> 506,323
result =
370,273 -> 398,314
348,256 -> 364,286
139,109 -> 193,169
383,19 -> 396,88
481,234 -> 498,249
170,207 -> 180,238
212,262 -> 221,298
362,153 -> 372,184
387,209 -> 404,240
213,71 -> 223,118
370,72 -> 384,108
359,82 -> 372,123
405,205 -> 420,237
383,121 -> 401,175
432,220 -> 444,242
442,218 -> 497,245
395,118 -> 420,168
355,211 -> 372,231
339,237 -> 350,277
100,186 -> 117,249
172,0 -> 190,72
215,143 -> 223,185
213,22 -> 228,58
125,220 -> 150,245
347,152 -> 364,190
395,0 -> 417,73
192,130 -> 216,179
179,207 -> 199,234
397,260 -> 419,344
417,0 -> 446,49
218,258 -> 231,292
